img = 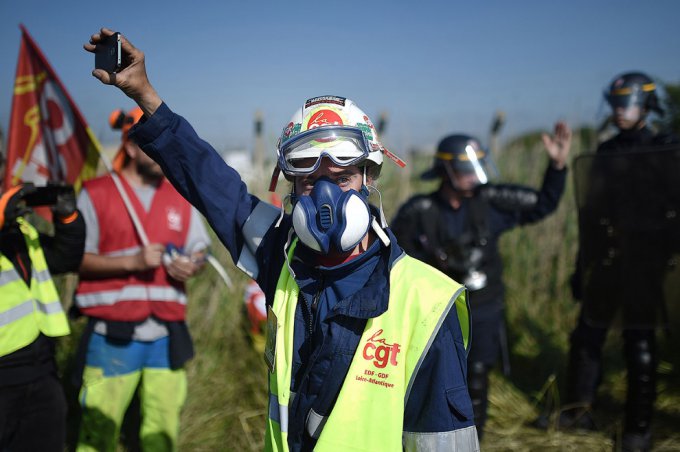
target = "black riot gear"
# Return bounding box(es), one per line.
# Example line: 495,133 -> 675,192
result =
393,127 -> 569,437
562,74 -> 679,450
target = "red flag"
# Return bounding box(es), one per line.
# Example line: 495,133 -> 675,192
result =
4,25 -> 101,193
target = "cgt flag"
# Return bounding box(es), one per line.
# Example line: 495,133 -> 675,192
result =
3,25 -> 100,193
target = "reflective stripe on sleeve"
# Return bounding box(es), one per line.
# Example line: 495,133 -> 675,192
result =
237,201 -> 281,279
402,425 -> 480,452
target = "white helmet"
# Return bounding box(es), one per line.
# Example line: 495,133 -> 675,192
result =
277,96 -> 385,176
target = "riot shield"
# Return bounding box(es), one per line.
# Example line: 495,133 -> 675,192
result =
573,145 -> 680,328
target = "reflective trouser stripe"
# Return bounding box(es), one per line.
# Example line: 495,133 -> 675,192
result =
0,299 -> 63,327
402,425 -> 480,452
76,286 -> 188,307
269,393 -> 289,433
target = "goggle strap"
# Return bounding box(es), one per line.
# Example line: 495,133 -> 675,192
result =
268,167 -> 281,192
382,147 -> 407,168
366,183 -> 388,228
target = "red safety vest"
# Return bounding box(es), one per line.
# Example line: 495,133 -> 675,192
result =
75,174 -> 191,322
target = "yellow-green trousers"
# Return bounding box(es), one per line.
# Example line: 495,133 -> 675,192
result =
77,334 -> 187,452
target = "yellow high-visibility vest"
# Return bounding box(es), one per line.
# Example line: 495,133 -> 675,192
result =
0,218 -> 70,357
264,241 -> 471,451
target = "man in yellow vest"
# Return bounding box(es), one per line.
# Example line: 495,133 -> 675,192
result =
85,28 -> 480,451
0,183 -> 84,451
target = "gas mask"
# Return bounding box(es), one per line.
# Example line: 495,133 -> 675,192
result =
291,177 -> 371,254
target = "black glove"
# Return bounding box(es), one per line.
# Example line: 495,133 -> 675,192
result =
0,184 -> 35,229
52,186 -> 77,219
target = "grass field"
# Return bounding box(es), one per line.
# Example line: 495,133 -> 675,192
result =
55,129 -> 680,451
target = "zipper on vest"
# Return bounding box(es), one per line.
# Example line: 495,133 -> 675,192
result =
300,292 -> 314,342
298,273 -> 325,368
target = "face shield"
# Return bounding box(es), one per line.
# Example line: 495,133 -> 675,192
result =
605,79 -> 656,123
606,91 -> 645,122
277,126 -> 370,176
438,141 -> 497,191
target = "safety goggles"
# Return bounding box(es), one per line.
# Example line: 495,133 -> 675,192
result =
278,126 -> 370,176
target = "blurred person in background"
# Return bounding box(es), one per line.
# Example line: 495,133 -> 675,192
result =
72,107 -> 210,452
562,71 -> 678,452
84,27 -> 480,452
391,125 -> 571,438
0,182 -> 84,451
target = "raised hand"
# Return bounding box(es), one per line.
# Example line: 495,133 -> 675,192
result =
84,28 -> 162,116
541,121 -> 572,170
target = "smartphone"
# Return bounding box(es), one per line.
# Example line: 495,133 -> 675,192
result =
22,184 -> 74,207
94,32 -> 121,73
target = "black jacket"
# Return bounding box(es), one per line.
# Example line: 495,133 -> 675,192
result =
392,164 -> 567,307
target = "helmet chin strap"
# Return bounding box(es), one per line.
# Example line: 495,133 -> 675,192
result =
274,192 -> 293,229
363,166 -> 391,247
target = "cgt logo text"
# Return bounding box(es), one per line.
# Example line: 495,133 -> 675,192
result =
362,329 -> 401,369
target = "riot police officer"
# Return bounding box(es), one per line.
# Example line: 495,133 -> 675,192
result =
392,124 -> 571,438
564,71 -> 678,452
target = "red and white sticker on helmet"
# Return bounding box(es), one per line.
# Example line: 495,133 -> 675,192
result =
306,108 -> 344,130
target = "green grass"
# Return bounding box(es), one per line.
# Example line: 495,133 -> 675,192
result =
54,130 -> 680,451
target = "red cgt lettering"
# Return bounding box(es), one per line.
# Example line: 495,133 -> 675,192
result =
362,341 -> 401,369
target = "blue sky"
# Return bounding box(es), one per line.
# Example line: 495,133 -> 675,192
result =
1,1 -> 679,155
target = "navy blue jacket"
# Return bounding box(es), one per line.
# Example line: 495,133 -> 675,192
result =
392,165 -> 567,308
130,103 -> 476,450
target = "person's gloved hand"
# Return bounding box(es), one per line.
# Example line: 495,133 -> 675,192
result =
52,186 -> 77,220
0,184 -> 34,230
